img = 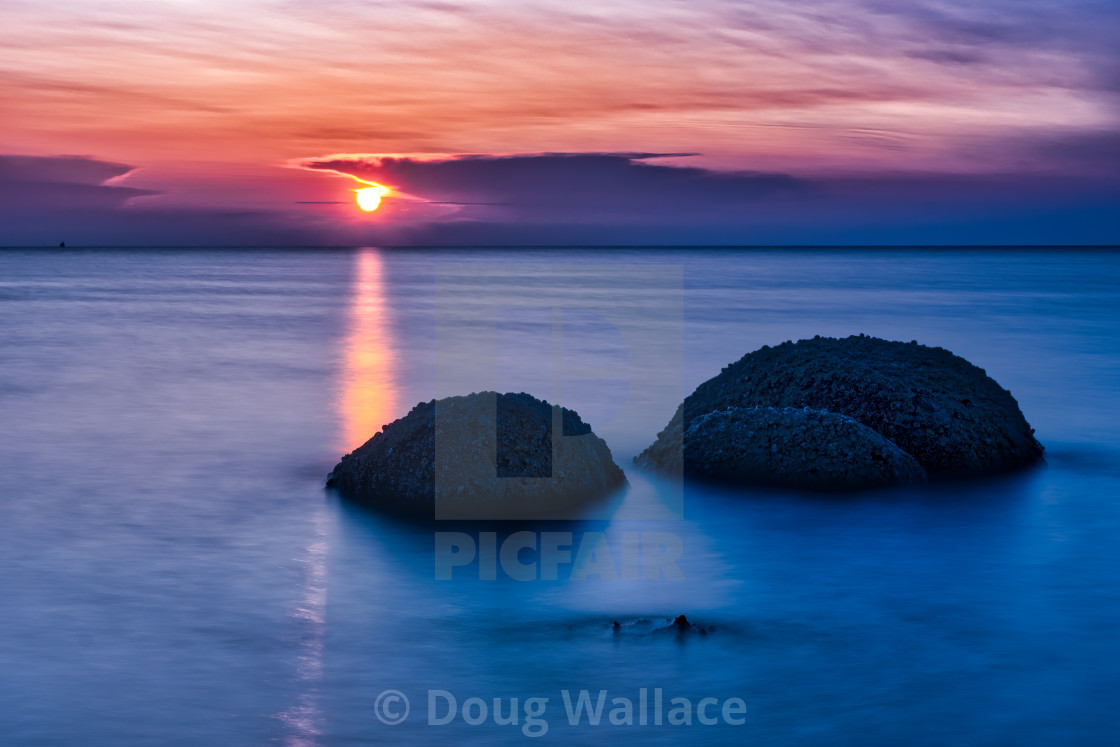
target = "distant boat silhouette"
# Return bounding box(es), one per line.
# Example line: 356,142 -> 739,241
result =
59,241 -> 65,247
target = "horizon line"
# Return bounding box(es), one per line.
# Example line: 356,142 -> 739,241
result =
3,244 -> 1120,251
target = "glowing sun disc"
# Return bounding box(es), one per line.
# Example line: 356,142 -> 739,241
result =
355,183 -> 390,212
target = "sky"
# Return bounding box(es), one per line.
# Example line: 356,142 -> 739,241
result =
1,0 -> 1118,245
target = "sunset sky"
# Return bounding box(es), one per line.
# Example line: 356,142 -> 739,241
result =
2,0 -> 1118,245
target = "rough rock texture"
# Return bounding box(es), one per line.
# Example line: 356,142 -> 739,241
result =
636,335 -> 1043,484
638,405 -> 926,490
326,391 -> 626,518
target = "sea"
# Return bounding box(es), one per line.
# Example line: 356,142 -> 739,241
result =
1,247 -> 1118,745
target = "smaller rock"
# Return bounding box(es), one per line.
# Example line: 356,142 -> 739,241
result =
326,391 -> 626,518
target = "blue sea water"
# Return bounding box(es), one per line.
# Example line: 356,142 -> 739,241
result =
1,247 -> 1118,745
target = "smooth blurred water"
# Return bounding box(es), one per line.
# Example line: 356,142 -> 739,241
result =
1,247 -> 1118,745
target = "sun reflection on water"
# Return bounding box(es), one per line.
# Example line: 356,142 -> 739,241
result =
340,248 -> 398,453
279,248 -> 398,746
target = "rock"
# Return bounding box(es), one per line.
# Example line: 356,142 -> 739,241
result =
327,391 -> 626,518
638,405 -> 927,490
636,335 -> 1043,483
668,615 -> 713,635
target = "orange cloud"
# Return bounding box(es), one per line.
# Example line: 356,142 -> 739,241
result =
2,0 -> 1118,216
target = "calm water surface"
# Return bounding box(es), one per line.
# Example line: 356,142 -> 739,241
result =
1,248 -> 1118,745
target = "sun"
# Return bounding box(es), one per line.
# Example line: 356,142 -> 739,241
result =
354,180 -> 391,212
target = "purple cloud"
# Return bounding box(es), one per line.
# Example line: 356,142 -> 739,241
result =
0,155 -> 323,246
3,152 -> 1117,246
0,155 -> 155,213
300,153 -> 808,224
